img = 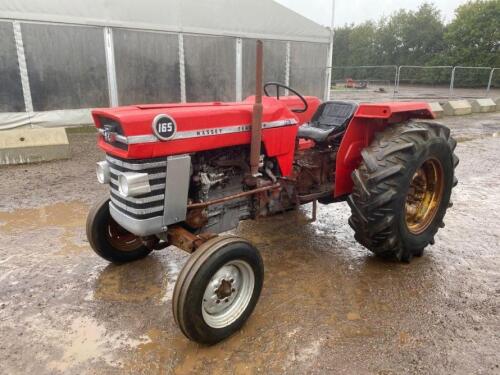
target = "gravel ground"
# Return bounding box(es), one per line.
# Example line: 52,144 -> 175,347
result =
0,112 -> 499,374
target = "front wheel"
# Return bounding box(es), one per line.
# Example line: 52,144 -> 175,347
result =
348,121 -> 458,262
86,197 -> 152,263
173,236 -> 264,345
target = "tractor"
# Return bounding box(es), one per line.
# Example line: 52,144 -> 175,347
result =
86,41 -> 458,345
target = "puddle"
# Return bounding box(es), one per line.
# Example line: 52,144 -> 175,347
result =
0,201 -> 88,233
93,257 -> 167,303
24,314 -> 150,373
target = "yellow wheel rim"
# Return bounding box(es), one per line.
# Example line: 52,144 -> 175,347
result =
405,158 -> 444,235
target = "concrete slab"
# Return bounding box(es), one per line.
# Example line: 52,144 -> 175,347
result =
0,128 -> 70,165
495,97 -> 500,111
443,100 -> 472,116
471,98 -> 497,113
429,102 -> 444,118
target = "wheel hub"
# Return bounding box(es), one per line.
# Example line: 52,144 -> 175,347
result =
201,260 -> 255,328
203,265 -> 240,315
405,158 -> 444,234
215,279 -> 234,300
107,218 -> 143,252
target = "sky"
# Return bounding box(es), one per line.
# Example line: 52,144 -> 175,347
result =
274,0 -> 469,27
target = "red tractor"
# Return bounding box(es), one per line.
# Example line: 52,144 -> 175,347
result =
86,42 -> 458,345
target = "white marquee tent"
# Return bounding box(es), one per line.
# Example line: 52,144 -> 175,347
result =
0,0 -> 331,129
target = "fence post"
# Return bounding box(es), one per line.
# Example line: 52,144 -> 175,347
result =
449,67 -> 456,99
486,68 -> 497,95
394,65 -> 402,99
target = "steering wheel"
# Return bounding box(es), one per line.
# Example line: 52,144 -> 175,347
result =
263,82 -> 308,113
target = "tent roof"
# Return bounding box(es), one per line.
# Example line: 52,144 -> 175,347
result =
0,0 -> 330,43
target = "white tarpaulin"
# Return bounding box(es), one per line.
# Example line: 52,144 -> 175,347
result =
0,0 -> 329,130
0,0 -> 330,43
0,109 -> 93,130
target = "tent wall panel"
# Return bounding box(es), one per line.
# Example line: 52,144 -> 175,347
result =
0,21 -> 25,112
0,0 -> 330,43
21,23 -> 109,111
242,39 -> 287,98
290,42 -> 328,98
113,29 -> 180,105
184,35 -> 236,102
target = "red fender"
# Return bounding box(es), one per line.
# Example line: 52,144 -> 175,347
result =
334,102 -> 435,197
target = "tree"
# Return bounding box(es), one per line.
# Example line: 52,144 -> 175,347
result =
400,3 -> 446,65
332,22 -> 378,66
375,3 -> 446,66
332,3 -> 446,67
330,1 -> 499,87
442,0 -> 500,67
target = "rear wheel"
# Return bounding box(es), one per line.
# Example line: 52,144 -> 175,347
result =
173,236 -> 264,345
348,121 -> 458,262
86,197 -> 152,263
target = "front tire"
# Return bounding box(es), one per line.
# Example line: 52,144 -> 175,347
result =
348,121 -> 458,262
86,197 -> 152,263
173,236 -> 264,345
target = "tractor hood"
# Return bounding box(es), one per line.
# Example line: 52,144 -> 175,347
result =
92,96 -> 321,161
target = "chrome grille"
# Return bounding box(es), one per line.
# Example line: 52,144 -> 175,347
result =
106,154 -> 167,220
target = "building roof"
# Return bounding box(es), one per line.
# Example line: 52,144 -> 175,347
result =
0,0 -> 330,43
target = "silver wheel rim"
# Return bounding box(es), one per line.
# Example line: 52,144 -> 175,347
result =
201,260 -> 255,329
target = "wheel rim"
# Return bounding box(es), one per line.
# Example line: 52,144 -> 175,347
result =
405,158 -> 444,234
106,217 -> 143,252
201,260 -> 255,329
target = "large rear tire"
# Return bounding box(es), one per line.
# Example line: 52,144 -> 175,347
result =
86,197 -> 152,263
348,121 -> 458,262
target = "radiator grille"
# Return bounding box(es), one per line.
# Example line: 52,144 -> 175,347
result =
106,154 -> 167,220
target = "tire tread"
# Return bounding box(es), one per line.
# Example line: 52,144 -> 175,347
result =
348,121 -> 458,261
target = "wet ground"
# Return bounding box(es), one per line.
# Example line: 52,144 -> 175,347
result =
1,113 -> 499,374
331,84 -> 500,103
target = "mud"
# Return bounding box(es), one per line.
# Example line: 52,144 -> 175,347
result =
1,113 -> 499,374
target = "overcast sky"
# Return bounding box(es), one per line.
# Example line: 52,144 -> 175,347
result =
274,0 -> 469,27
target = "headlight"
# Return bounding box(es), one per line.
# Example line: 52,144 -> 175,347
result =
96,161 -> 110,184
118,172 -> 151,197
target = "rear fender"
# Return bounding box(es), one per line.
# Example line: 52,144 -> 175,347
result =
334,102 -> 434,197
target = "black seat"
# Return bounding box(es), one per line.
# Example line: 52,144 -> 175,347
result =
297,100 -> 358,143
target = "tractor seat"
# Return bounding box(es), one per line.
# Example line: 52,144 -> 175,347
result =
297,100 -> 358,143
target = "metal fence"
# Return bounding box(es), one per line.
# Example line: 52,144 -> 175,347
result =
331,65 -> 398,91
330,64 -> 500,101
449,66 -> 493,98
488,68 -> 500,94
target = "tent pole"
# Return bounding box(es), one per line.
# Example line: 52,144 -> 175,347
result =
325,0 -> 335,101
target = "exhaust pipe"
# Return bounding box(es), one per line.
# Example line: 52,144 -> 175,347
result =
250,40 -> 263,177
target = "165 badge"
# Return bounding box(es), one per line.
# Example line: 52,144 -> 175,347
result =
152,114 -> 177,140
